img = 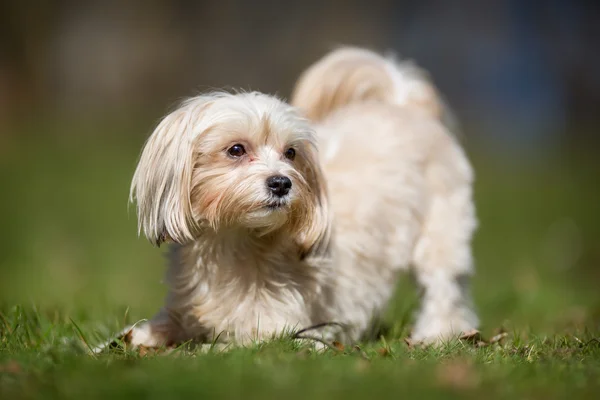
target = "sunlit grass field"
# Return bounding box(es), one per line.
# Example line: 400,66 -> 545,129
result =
1,117 -> 599,399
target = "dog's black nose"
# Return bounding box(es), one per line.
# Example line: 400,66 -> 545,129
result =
266,175 -> 292,197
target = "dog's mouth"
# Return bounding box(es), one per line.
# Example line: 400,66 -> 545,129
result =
265,198 -> 290,210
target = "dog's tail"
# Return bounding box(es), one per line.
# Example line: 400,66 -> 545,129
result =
291,47 -> 448,124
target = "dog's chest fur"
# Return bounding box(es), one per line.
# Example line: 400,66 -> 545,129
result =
165,231 -> 327,343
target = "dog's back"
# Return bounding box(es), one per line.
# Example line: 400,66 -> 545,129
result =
291,47 -> 479,342
291,46 -> 445,123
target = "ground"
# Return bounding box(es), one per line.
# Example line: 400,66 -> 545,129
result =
1,118 -> 599,399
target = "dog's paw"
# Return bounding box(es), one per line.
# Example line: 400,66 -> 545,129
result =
411,310 -> 479,346
92,322 -> 170,354
123,323 -> 168,347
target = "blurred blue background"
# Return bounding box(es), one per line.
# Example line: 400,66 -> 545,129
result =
2,0 -> 598,146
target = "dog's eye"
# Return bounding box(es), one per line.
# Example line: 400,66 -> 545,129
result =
227,144 -> 246,157
284,147 -> 296,160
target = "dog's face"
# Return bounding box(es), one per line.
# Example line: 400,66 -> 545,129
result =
131,92 -> 329,254
190,99 -> 320,234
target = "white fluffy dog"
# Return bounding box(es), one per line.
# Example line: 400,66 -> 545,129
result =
122,47 -> 478,348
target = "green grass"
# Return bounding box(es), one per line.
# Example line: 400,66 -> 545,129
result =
1,118 -> 599,399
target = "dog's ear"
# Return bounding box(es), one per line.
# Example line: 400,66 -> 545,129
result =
294,142 -> 332,259
130,95 -> 215,246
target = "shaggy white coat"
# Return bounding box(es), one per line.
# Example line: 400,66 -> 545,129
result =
122,47 -> 478,348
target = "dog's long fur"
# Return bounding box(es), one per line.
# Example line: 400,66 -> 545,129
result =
124,47 -> 478,347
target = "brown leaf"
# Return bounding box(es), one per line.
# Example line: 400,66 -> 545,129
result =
377,347 -> 391,357
459,329 -> 482,342
458,330 -> 491,347
332,341 -> 345,351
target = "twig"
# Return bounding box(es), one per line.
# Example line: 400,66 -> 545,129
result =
293,322 -> 347,336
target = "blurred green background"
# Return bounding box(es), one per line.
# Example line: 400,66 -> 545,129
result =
1,0 -> 599,337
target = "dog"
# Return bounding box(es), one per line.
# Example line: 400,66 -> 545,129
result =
120,47 -> 478,349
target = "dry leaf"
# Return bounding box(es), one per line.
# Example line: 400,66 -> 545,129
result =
332,341 -> 345,351
459,329 -> 482,342
377,347 -> 391,357
459,330 -> 490,347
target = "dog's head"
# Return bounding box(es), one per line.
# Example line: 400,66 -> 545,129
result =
131,92 -> 329,255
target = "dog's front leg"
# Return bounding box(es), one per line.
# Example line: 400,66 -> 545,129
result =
124,309 -> 180,347
94,308 -> 193,353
